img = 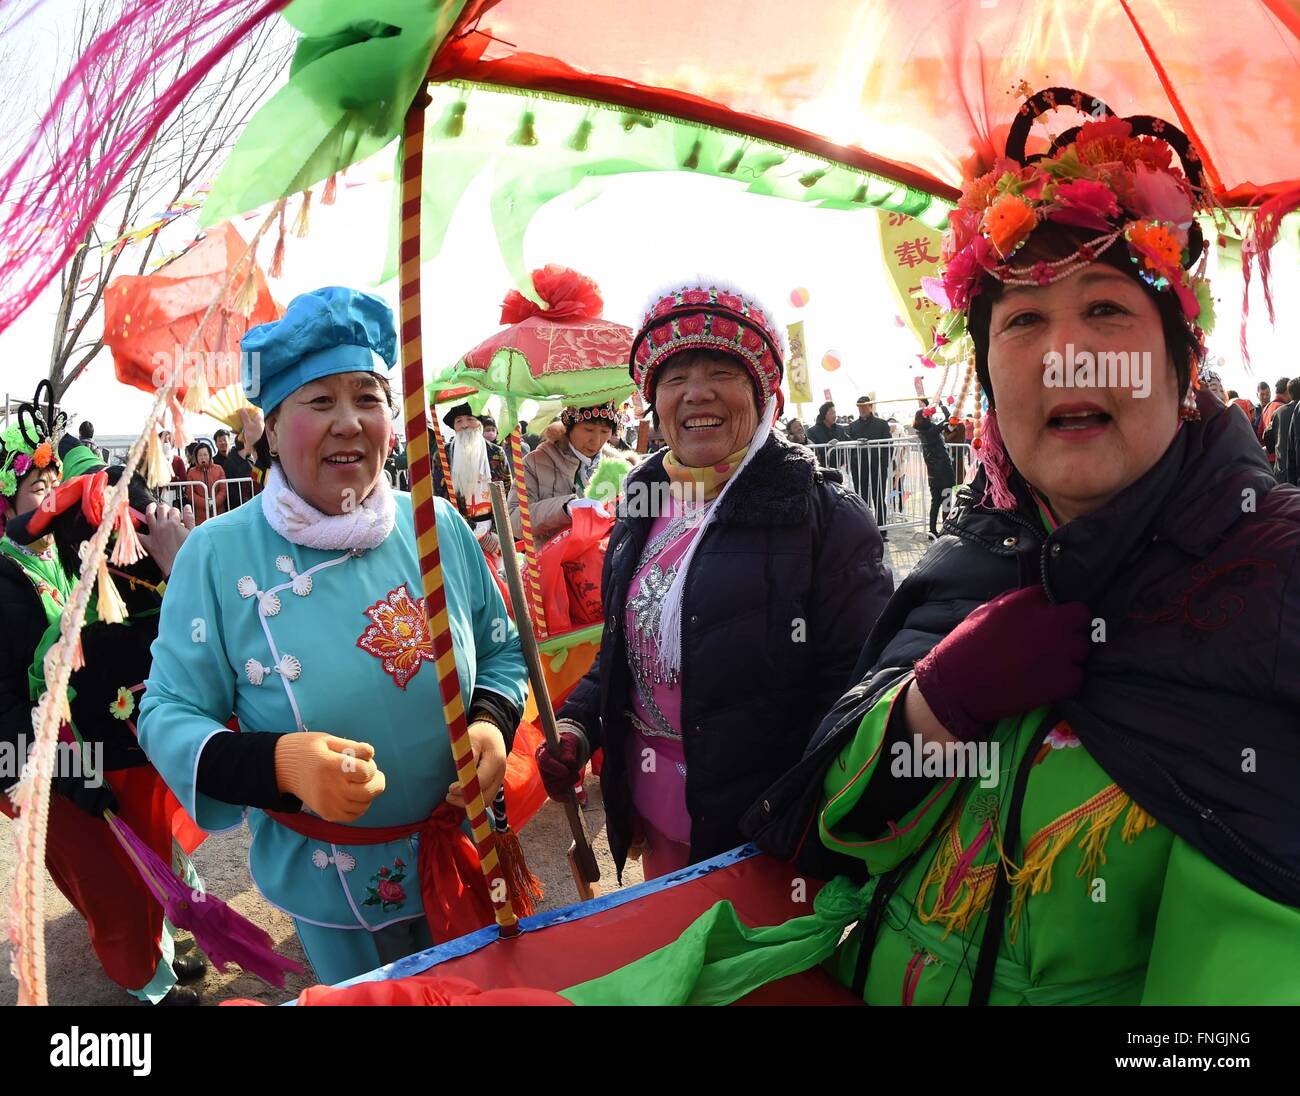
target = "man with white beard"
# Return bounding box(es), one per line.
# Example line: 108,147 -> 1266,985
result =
431,402 -> 511,561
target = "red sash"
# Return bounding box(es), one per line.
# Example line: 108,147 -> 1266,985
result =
264,803 -> 495,944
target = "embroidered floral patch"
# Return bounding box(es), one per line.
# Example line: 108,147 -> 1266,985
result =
109,687 -> 135,721
363,858 -> 407,911
356,584 -> 435,690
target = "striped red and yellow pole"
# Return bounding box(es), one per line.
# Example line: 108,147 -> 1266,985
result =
509,428 -> 546,636
398,87 -> 517,935
431,410 -> 458,511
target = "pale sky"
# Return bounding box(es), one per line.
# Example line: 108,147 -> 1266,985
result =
1,5 -> 1295,438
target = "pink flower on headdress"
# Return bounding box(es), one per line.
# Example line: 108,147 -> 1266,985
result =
1076,116 -> 1133,147
1132,163 -> 1194,228
13,453 -> 32,477
1049,179 -> 1121,232
682,289 -> 710,305
923,235 -> 996,312
740,329 -> 762,352
650,323 -> 672,347
677,314 -> 705,336
942,207 -> 983,262
716,293 -> 743,312
652,296 -> 676,317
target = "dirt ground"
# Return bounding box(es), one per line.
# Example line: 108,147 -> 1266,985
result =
0,777 -> 636,1006
0,534 -> 922,1006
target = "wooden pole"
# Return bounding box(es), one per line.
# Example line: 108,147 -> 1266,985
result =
490,482 -> 600,899
398,88 -> 517,936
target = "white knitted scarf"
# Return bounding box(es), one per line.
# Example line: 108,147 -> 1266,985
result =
261,463 -> 395,551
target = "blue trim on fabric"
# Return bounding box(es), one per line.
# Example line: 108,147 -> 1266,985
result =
248,345 -> 390,413
326,843 -> 762,990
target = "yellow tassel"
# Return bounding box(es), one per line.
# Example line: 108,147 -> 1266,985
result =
232,269 -> 258,317
1007,820 -> 1085,937
1074,790 -> 1129,883
292,188 -> 312,238
70,633 -> 84,672
96,557 -> 128,624
1122,799 -> 1159,843
322,172 -> 338,205
915,812 -> 998,939
182,359 -> 209,413
143,427 -> 171,489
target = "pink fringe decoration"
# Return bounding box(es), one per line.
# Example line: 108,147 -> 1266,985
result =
977,407 -> 1017,511
168,395 -> 189,454
106,812 -> 304,987
0,0 -> 293,339
110,497 -> 147,566
1241,186 -> 1300,369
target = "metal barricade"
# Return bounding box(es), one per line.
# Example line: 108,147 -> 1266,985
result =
213,477 -> 257,513
156,480 -> 209,516
809,439 -> 978,535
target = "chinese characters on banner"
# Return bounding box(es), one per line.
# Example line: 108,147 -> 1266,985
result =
875,210 -> 945,352
785,320 -> 812,406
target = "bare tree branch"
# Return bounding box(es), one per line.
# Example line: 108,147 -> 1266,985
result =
25,0 -> 294,400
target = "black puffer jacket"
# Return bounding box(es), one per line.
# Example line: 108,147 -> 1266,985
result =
559,432 -> 893,877
745,393 -> 1300,906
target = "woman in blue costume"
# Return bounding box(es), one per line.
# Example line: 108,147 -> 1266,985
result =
139,287 -> 528,984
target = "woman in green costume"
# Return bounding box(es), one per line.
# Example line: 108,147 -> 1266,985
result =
566,90 -> 1300,1007
745,91 -> 1300,1006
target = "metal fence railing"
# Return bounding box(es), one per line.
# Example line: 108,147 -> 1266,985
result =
156,480 -> 209,516
156,476 -> 257,519
214,476 -> 257,512
809,439 -> 974,535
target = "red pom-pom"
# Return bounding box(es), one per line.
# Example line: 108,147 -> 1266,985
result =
500,265 -> 604,324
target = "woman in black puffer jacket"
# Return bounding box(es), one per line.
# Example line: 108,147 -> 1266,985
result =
535,282 -> 893,880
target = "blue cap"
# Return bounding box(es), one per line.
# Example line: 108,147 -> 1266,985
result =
241,287 -> 397,413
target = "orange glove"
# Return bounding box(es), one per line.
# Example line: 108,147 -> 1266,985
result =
274,733 -> 386,823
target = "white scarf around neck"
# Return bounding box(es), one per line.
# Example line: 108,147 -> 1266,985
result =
654,394 -> 778,679
261,463 -> 395,551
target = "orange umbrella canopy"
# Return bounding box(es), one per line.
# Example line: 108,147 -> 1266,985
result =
437,0 -> 1300,205
104,222 -> 279,401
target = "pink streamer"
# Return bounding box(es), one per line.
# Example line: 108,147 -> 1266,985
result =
0,0 -> 292,338
977,407 -> 1017,512
106,812 -> 303,987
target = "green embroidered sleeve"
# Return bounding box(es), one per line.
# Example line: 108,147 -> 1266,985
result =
818,678 -> 962,875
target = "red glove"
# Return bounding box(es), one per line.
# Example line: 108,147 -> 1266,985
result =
535,731 -> 587,801
913,585 -> 1091,741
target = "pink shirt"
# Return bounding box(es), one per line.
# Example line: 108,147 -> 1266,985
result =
623,502 -> 704,846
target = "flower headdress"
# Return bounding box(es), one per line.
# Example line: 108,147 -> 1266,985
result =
0,380 -> 65,513
630,281 -> 786,413
559,400 -> 627,430
924,87 -> 1215,354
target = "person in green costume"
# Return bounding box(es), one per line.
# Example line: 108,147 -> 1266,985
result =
564,90 -> 1300,1007
0,386 -> 204,1004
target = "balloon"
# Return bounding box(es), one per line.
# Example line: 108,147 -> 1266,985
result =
821,351 -> 841,372
789,287 -> 811,307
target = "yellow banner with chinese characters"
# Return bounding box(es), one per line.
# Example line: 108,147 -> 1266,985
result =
875,211 -> 945,351
785,321 -> 812,406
